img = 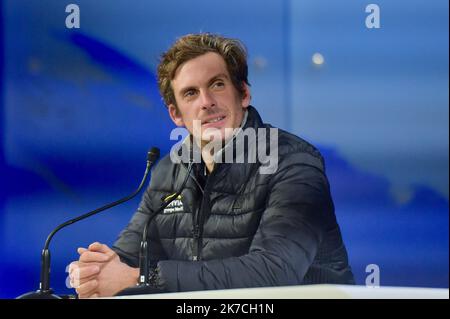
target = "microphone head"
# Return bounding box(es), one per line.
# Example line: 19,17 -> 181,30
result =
147,147 -> 160,164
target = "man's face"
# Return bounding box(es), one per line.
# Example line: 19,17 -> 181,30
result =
168,52 -> 250,145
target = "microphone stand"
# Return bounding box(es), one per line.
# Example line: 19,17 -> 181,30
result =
17,148 -> 160,299
116,161 -> 193,296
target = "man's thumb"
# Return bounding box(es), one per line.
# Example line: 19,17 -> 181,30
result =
88,242 -> 115,256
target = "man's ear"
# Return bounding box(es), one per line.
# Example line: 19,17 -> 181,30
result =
241,83 -> 251,109
168,104 -> 184,126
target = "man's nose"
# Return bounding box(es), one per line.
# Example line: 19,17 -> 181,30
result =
199,89 -> 216,110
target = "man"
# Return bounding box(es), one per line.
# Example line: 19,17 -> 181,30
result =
69,33 -> 354,298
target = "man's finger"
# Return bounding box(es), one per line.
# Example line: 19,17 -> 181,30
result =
71,265 -> 100,281
68,261 -> 79,275
88,242 -> 116,258
76,279 -> 98,298
79,251 -> 110,263
77,247 -> 88,255
70,272 -> 99,288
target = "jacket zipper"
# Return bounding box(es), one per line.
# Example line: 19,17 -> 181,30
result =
180,162 -> 205,261
192,191 -> 209,261
191,164 -> 216,261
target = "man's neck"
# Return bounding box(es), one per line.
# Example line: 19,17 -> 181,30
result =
196,109 -> 249,174
201,148 -> 216,173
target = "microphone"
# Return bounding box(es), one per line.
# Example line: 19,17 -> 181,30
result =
16,147 -> 160,299
116,161 -> 193,296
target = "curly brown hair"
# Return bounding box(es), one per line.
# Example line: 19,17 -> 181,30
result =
157,33 -> 250,108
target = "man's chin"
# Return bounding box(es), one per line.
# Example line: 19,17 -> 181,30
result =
191,127 -> 238,149
200,134 -> 225,145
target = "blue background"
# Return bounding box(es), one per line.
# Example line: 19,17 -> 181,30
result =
0,0 -> 448,298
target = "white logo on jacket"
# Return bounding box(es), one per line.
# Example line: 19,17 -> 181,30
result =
163,195 -> 184,214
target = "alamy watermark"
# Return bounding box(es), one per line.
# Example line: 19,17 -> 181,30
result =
365,4 -> 381,29
65,4 -> 80,29
169,121 -> 279,175
365,264 -> 380,288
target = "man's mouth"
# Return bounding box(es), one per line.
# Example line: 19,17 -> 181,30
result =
202,116 -> 226,126
205,116 -> 225,124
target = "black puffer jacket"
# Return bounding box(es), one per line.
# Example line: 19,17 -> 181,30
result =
113,106 -> 354,292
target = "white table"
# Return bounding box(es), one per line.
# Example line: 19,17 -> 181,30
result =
114,284 -> 449,299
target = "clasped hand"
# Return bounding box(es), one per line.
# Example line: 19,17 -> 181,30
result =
68,242 -> 139,298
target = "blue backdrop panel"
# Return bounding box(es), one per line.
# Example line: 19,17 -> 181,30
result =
0,0 -> 448,298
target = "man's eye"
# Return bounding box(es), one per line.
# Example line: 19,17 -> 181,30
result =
213,81 -> 225,88
184,90 -> 196,97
